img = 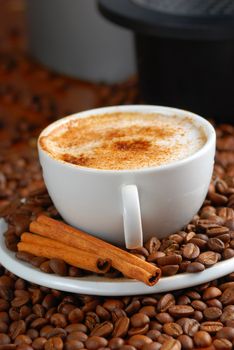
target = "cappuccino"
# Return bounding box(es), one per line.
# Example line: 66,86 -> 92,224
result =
40,112 -> 206,170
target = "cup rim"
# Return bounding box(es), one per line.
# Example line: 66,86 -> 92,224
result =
38,104 -> 216,174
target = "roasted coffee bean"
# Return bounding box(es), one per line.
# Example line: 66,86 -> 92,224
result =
163,323 -> 183,337
90,321 -> 113,337
96,305 -> 111,320
168,306 -> 194,318
156,313 -> 174,324
108,337 -> 124,350
68,308 -> 84,323
103,300 -> 124,312
213,338 -> 232,350
67,331 -> 87,342
203,287 -> 222,300
197,251 -> 219,267
190,300 -> 206,311
31,257 -> 48,268
128,324 -> 149,336
206,298 -> 222,309
49,259 -> 68,276
157,294 -> 175,313
216,327 -> 234,341
160,338 -> 181,350
177,335 -> 193,350
14,335 -> 32,346
156,255 -> 182,266
128,335 -> 152,349
141,342 -> 161,350
130,313 -> 150,328
161,266 -> 179,276
9,320 -> 26,339
64,339 -> 84,350
111,309 -> 127,323
186,262 -> 205,273
125,301 -> 141,316
86,336 -> 108,350
44,337 -> 63,350
193,331 -> 212,347
207,238 -> 225,252
223,248 -> 234,259
203,307 -> 222,320
50,313 -> 67,328
182,243 -> 200,259
31,337 -> 47,350
176,318 -> 199,337
65,324 -> 87,334
200,321 -> 223,333
0,334 -> 11,346
144,237 -> 161,254
219,287 -> 234,305
146,330 -> 161,341
138,306 -> 156,318
112,317 -> 130,338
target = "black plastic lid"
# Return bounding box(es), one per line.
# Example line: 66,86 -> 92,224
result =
98,0 -> 234,40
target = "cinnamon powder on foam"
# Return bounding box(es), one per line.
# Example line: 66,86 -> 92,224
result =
40,112 -> 207,170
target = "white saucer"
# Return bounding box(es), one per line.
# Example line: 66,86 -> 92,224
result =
1,218 -> 234,296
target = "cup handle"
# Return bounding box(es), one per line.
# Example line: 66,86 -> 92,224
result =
122,184 -> 143,249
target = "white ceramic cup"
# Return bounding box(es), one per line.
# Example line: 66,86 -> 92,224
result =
38,105 -> 216,248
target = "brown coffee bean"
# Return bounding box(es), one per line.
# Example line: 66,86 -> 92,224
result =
128,335 -> 152,349
9,320 -> 26,340
26,329 -> 39,340
86,336 -> 108,350
176,296 -> 190,306
223,248 -> 234,259
0,345 -> 17,350
0,322 -> 8,333
197,251 -> 219,267
144,237 -> 161,254
193,330 -> 212,347
64,339 -> 84,350
168,306 -> 194,318
156,313 -> 174,324
103,300 -> 124,312
111,309 -> 127,323
160,338 -> 181,350
220,307 -> 234,324
0,334 -> 11,346
206,299 -> 222,309
203,306 -> 221,320
207,238 -> 225,252
119,346 -> 136,350
50,313 -> 67,328
96,305 -> 111,320
216,327 -> 234,341
16,345 -> 33,350
14,335 -> 32,346
163,323 -> 182,337
190,300 -> 206,311
68,308 -> 84,323
67,331 -> 87,342
44,337 -> 63,350
146,330 -> 161,341
131,313 -> 150,328
147,252 -> 165,263
182,243 -> 200,259
39,261 -> 53,274
186,262 -> 205,273
156,255 -> 182,266
200,321 -> 223,333
142,342 -> 161,350
128,324 -> 149,336
49,259 -> 68,276
177,318 -> 199,337
112,317 -> 130,338
0,300 -> 9,312
213,338 -> 232,350
108,338 -> 124,350
90,321 -> 113,337
177,335 -> 193,350
219,287 -> 234,305
65,324 -> 87,334
31,337 -> 47,350
125,301 -> 141,316
157,294 -> 175,313
139,306 -> 156,318
30,317 -> 47,330
161,266 -> 179,277
203,287 -> 222,300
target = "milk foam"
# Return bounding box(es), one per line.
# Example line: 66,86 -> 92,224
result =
40,112 -> 207,170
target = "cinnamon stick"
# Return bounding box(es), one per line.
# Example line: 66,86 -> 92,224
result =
18,233 -> 111,274
30,216 -> 161,286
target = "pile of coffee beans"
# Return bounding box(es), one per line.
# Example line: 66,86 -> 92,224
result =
0,268 -> 234,350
